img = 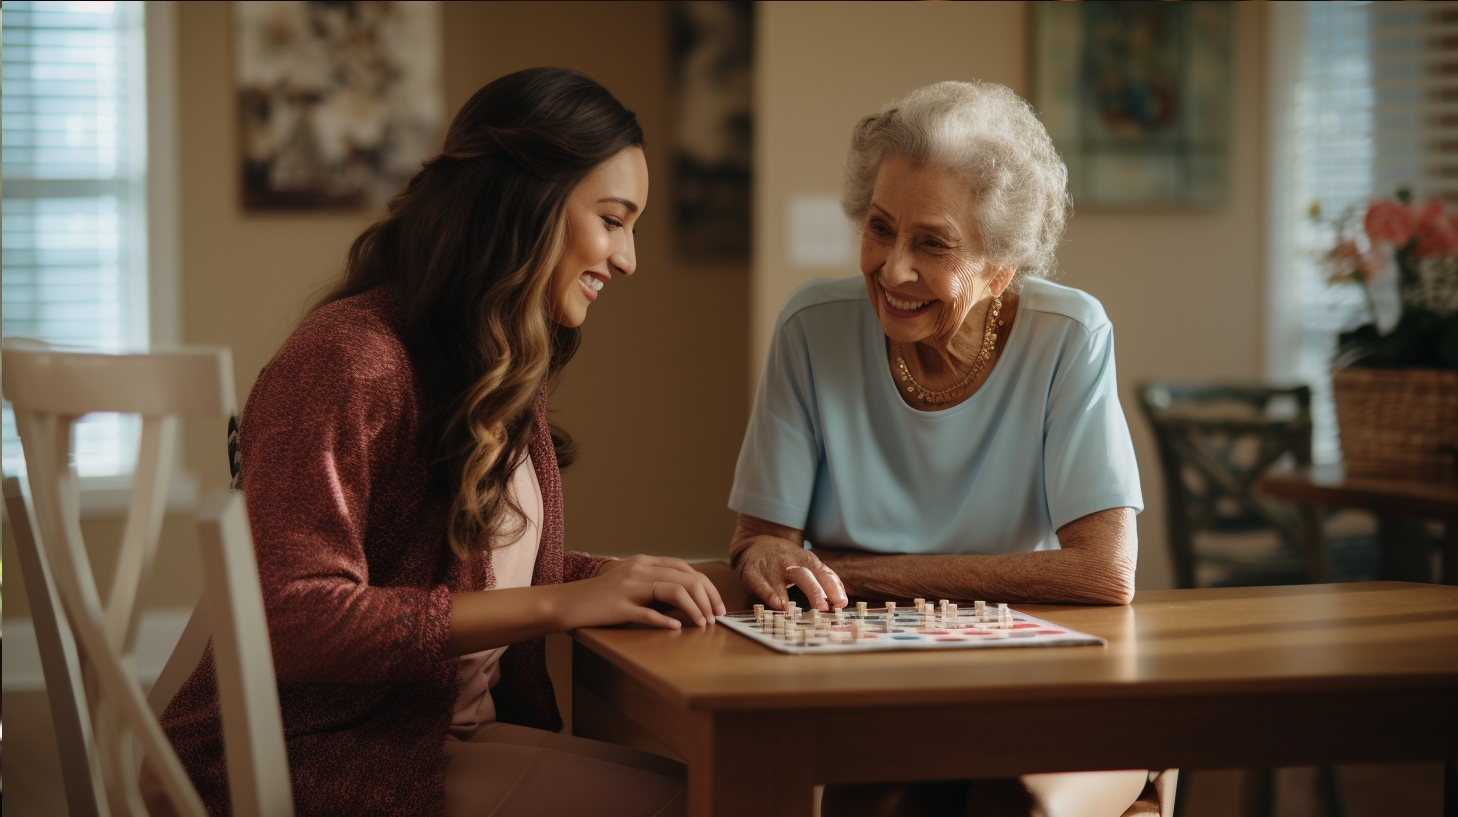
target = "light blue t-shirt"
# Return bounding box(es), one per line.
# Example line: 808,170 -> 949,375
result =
729,276 -> 1142,555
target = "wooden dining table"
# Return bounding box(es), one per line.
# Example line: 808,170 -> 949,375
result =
571,582 -> 1458,817
1258,465 -> 1458,584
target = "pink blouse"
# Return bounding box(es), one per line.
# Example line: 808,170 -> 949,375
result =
449,453 -> 543,738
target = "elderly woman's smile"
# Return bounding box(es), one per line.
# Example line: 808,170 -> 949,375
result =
880,288 -> 933,314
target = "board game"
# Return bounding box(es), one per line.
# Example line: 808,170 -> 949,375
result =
717,599 -> 1104,655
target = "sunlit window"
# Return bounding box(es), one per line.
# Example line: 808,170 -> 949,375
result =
2,0 -> 150,477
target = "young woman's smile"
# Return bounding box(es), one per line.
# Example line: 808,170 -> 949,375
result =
577,269 -> 609,302
551,145 -> 649,328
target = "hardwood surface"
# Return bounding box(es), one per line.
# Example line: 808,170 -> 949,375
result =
572,582 -> 1458,817
1259,465 -> 1458,522
1259,466 -> 1458,584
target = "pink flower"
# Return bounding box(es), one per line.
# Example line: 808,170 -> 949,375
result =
1364,199 -> 1418,246
1417,197 -> 1446,223
1412,217 -> 1458,258
1405,197 -> 1457,257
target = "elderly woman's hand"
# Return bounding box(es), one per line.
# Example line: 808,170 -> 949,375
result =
730,513 -> 848,612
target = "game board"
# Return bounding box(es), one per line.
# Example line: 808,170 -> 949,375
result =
717,599 -> 1104,655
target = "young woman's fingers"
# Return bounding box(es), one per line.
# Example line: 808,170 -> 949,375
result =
644,564 -> 711,595
647,565 -> 715,621
682,577 -> 718,623
640,555 -> 700,578
669,577 -> 713,624
785,564 -> 830,611
653,580 -> 707,627
698,573 -> 727,616
689,570 -> 726,617
629,605 -> 682,630
661,559 -> 725,614
660,556 -> 700,575
816,563 -> 849,609
675,582 -> 712,627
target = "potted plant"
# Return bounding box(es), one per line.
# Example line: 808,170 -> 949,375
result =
1322,191 -> 1458,481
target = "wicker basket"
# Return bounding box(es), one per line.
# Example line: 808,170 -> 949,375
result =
1332,367 -> 1458,481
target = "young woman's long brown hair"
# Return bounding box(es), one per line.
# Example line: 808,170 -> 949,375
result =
316,67 -> 644,558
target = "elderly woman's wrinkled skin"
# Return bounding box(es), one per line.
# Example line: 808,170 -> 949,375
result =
862,159 -> 1010,352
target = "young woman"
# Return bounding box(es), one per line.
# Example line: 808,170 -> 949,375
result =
150,68 -> 720,817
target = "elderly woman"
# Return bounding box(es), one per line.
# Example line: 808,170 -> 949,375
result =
729,81 -> 1155,817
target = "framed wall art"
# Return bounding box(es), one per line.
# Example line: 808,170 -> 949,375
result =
671,1 -> 753,260
1032,3 -> 1233,209
234,1 -> 444,210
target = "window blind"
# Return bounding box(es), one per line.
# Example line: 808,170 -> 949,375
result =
2,1 -> 149,478
1369,2 -> 1458,204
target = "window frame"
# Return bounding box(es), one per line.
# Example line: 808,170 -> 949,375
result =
1264,2 -> 1306,391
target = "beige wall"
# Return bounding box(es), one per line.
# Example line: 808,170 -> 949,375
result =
441,3 -> 748,561
753,2 -> 1269,590
4,0 -> 748,620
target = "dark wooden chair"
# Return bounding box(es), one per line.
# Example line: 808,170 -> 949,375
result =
1139,383 -> 1347,817
1138,383 -> 1325,588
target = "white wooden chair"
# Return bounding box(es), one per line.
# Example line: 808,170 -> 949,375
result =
2,338 -> 293,817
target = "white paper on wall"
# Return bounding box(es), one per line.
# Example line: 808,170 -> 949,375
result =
787,194 -> 855,268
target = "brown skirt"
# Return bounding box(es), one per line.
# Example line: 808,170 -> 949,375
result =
443,720 -> 687,817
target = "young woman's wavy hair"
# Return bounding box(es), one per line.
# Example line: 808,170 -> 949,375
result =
316,67 -> 644,558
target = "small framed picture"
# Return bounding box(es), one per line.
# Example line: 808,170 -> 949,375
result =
1032,3 -> 1234,209
234,1 -> 444,211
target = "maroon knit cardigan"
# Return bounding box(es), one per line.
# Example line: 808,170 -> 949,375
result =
158,289 -> 608,816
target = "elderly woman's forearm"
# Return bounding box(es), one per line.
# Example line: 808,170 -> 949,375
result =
821,548 -> 1134,605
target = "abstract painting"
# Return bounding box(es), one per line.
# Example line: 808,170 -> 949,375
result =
1032,3 -> 1233,208
234,1 -> 443,210
671,1 -> 753,260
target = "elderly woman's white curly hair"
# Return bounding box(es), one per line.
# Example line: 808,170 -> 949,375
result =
841,80 -> 1071,287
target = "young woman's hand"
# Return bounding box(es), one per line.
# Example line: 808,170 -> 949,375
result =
554,555 -> 726,631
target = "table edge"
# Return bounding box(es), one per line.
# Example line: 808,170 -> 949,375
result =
662,670 -> 1458,711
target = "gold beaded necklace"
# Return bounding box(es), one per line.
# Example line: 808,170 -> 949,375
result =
894,293 -> 1002,404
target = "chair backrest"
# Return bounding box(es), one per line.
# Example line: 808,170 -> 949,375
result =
1137,383 -> 1315,589
2,339 -> 293,817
